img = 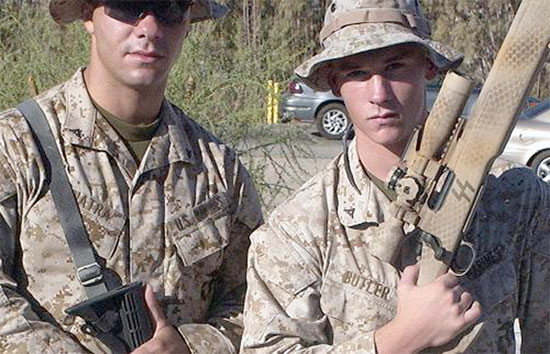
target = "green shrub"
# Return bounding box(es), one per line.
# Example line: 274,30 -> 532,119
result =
0,2 -> 89,107
0,2 -> 315,211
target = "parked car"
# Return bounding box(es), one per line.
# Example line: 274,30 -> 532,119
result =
501,100 -> 550,183
280,79 -> 349,139
428,89 -> 548,182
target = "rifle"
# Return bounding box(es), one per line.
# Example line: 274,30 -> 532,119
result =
65,282 -> 153,354
371,0 -> 550,351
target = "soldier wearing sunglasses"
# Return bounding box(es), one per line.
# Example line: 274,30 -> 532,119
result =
0,1 -> 263,353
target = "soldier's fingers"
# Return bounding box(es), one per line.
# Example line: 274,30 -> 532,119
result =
144,283 -> 167,329
451,284 -> 464,303
129,345 -> 150,354
463,300 -> 482,326
441,273 -> 459,288
399,264 -> 420,287
458,290 -> 474,311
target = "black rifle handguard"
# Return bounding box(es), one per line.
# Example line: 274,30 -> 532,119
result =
66,282 -> 153,354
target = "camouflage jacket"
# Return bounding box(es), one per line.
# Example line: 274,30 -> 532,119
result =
242,139 -> 550,354
0,69 -> 263,354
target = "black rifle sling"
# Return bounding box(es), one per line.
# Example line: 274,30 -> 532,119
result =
17,99 -> 109,298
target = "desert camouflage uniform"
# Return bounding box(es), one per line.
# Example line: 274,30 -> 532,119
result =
242,139 -> 550,354
0,69 -> 263,354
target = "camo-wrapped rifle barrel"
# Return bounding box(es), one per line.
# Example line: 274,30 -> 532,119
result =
377,0 -> 550,351
412,0 -> 550,285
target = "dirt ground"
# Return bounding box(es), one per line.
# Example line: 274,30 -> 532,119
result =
241,123 -> 342,211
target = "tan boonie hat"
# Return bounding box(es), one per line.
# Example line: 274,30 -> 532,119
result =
49,0 -> 228,25
296,0 -> 463,91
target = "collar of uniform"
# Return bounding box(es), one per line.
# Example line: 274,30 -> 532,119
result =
62,68 -> 97,148
139,100 -> 198,173
337,138 -> 391,228
62,69 -> 198,170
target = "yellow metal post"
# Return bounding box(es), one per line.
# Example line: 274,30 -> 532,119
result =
273,82 -> 281,124
266,80 -> 274,124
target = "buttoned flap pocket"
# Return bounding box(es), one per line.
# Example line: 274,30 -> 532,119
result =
320,262 -> 397,330
166,192 -> 232,266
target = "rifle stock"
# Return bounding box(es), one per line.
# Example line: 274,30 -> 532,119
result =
66,282 -> 153,354
384,0 -> 550,351
415,0 -> 550,284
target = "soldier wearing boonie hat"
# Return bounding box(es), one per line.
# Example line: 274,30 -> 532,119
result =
0,0 -> 263,353
49,0 -> 228,25
296,0 -> 463,91
241,0 -> 549,353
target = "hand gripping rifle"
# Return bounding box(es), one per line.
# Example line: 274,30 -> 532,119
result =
369,0 -> 550,351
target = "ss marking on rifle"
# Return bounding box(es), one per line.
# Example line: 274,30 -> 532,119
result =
450,178 -> 476,203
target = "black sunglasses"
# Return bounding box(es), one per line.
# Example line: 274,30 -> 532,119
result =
101,1 -> 194,26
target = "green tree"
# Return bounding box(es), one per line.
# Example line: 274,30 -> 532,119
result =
425,0 -> 550,95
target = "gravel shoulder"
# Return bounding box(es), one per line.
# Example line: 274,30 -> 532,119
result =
240,122 -> 342,212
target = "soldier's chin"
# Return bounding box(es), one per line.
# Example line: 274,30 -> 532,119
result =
124,69 -> 168,89
370,131 -> 409,152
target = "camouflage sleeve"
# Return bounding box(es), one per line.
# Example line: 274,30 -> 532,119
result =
241,222 -> 377,354
177,160 -> 263,354
0,152 -> 89,353
518,176 -> 550,353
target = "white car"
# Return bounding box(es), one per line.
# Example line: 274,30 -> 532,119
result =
501,100 -> 550,183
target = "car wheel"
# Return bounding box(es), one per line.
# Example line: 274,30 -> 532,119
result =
315,103 -> 350,140
530,150 -> 550,183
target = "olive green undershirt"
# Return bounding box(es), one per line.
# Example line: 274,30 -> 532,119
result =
91,99 -> 161,163
364,168 -> 397,202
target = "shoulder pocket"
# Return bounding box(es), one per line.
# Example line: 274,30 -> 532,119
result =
166,192 -> 232,266
0,155 -> 16,204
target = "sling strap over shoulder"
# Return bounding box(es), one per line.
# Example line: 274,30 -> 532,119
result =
17,99 -> 152,353
16,99 -> 109,298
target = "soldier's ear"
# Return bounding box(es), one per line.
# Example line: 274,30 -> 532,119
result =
328,70 -> 342,97
425,59 -> 438,81
82,3 -> 97,35
83,19 -> 94,36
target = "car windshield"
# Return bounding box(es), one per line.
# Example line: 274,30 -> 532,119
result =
519,100 -> 550,120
